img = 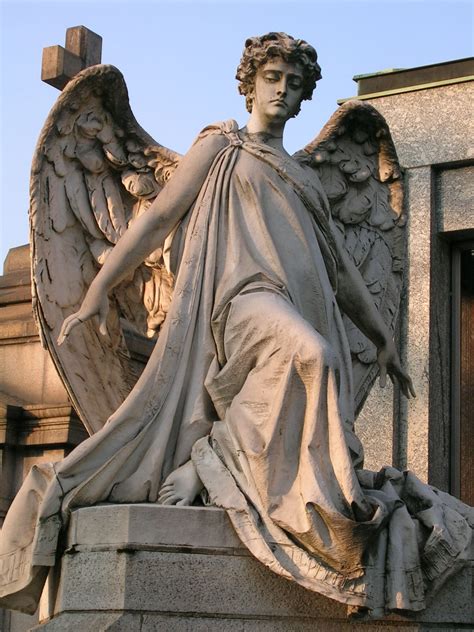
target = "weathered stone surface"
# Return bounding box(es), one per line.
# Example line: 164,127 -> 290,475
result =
365,82 -> 474,168
41,46 -> 83,90
2,35 -> 473,630
400,167 -> 432,478
34,611 -> 426,631
41,26 -> 102,90
139,617 -> 423,631
33,612 -> 140,631
65,26 -> 102,68
57,549 -> 345,618
0,403 -> 87,527
360,78 -> 474,489
39,505 -> 473,630
68,504 -> 244,552
2,609 -> 38,632
353,165 -> 436,479
355,381 -> 394,471
0,244 -> 89,553
6,42 -> 436,621
0,245 -> 69,405
436,165 -> 474,234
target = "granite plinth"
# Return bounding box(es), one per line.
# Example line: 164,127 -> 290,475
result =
33,504 -> 473,631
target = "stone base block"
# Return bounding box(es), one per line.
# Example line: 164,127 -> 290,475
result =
33,612 -> 438,631
33,504 -> 473,631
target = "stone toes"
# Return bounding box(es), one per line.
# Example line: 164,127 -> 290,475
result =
161,494 -> 180,505
158,489 -> 176,503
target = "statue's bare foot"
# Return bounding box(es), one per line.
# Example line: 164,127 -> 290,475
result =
158,459 -> 204,506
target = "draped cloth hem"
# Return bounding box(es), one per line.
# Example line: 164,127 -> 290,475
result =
192,435 -> 472,614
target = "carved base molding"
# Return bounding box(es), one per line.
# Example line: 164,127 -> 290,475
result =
33,504 -> 473,631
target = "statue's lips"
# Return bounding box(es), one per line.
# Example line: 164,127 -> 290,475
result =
271,100 -> 287,107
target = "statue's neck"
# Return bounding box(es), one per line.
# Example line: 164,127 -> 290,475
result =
244,112 -> 287,154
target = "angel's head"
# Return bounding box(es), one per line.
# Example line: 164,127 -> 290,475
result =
236,32 -> 321,116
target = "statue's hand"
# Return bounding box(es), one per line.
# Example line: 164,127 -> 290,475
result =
58,285 -> 109,346
377,339 -> 416,399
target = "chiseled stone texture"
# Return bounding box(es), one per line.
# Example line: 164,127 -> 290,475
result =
67,503 -> 243,552
56,549 -> 344,618
33,613 -> 141,631
399,166 -> 432,478
34,612 -> 426,631
366,82 -> 474,168
35,505 -> 473,631
355,381 -> 394,472
436,165 -> 474,234
138,617 -> 423,631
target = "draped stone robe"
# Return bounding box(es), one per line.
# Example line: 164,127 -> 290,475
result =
0,121 -> 472,616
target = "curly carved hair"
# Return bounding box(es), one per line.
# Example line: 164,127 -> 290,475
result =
236,32 -> 322,114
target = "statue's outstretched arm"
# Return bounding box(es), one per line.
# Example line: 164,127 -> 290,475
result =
336,245 -> 415,399
58,132 -> 227,344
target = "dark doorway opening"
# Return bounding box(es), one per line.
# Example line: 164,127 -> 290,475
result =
452,242 -> 474,504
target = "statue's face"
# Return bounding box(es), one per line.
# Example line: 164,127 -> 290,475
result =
251,57 -> 304,122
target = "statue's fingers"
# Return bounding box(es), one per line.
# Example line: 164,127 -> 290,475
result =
379,365 -> 387,388
98,308 -> 109,337
58,315 -> 80,345
398,378 -> 409,399
394,367 -> 416,399
406,375 -> 417,398
98,299 -> 109,336
396,373 -> 415,399
57,323 -> 68,346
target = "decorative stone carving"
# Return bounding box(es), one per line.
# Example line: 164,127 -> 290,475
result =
0,32 -> 472,621
30,65 -> 179,434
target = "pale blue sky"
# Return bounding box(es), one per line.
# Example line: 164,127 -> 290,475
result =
1,0 -> 473,266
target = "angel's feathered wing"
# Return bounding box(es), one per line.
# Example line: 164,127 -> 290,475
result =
294,100 -> 405,416
30,65 -> 182,434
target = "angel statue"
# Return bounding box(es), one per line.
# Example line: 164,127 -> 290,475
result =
0,32 -> 472,619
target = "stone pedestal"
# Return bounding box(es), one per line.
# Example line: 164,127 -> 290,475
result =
33,504 -> 473,631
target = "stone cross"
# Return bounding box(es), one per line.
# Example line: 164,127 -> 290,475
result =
41,26 -> 102,90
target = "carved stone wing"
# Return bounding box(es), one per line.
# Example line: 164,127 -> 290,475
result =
30,65 -> 182,434
294,100 -> 405,417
